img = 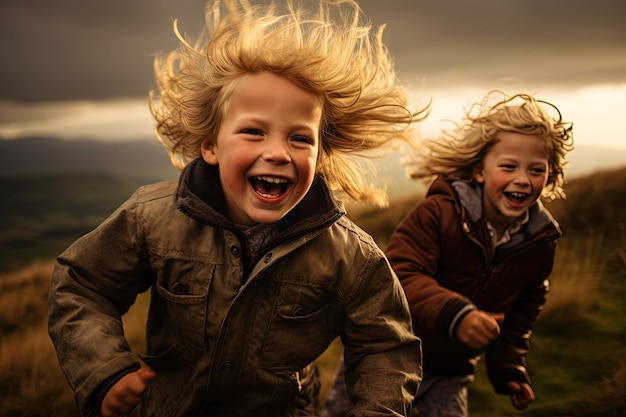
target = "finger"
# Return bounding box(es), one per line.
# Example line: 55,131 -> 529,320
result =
491,313 -> 505,324
507,382 -> 534,410
126,369 -> 156,396
137,366 -> 157,383
101,397 -> 136,417
105,388 -> 142,411
511,393 -> 531,410
520,383 -> 535,403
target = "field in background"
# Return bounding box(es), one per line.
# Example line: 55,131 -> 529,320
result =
1,167 -> 625,416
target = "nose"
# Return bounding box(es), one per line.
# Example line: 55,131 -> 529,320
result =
262,137 -> 291,164
514,170 -> 531,186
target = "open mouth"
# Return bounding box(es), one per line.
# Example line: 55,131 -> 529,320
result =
504,191 -> 529,204
250,176 -> 290,199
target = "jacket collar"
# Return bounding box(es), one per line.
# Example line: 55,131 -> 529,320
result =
450,179 -> 559,237
428,176 -> 561,246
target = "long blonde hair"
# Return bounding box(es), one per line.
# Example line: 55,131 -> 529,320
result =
150,0 -> 429,207
404,90 -> 574,200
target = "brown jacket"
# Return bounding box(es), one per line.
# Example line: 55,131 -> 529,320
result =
48,158 -> 421,417
386,176 -> 560,394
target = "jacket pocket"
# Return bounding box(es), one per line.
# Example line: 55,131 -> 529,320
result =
260,281 -> 337,370
151,254 -> 214,351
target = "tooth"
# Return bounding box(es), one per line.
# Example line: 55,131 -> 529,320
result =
255,176 -> 287,184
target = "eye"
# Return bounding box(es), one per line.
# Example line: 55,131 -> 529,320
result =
499,164 -> 516,171
291,135 -> 314,145
241,128 -> 263,136
530,167 -> 547,175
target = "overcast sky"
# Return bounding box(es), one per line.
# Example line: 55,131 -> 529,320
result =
1,0 -> 625,148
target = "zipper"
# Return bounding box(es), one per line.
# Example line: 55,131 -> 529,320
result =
461,219 -> 493,299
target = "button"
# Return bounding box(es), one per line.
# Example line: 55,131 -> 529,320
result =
264,253 -> 273,263
230,246 -> 241,257
172,282 -> 189,295
220,361 -> 235,372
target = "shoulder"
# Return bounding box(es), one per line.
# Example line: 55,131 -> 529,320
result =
527,201 -> 562,237
113,180 -> 179,222
313,215 -> 388,268
333,215 -> 380,251
402,190 -> 460,230
131,180 -> 178,203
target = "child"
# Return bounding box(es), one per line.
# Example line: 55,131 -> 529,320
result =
323,91 -> 574,417
47,0 -> 429,416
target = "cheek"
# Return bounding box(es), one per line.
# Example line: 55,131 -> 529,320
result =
482,173 -> 508,192
217,155 -> 251,189
300,152 -> 318,175
482,182 -> 501,198
533,175 -> 549,192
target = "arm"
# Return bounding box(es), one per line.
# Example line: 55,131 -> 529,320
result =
385,198 -> 475,339
341,250 -> 422,416
48,193 -> 154,416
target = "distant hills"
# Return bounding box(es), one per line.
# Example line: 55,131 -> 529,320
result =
0,137 -> 179,181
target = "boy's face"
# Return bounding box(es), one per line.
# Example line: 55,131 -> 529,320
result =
474,132 -> 549,230
201,72 -> 322,226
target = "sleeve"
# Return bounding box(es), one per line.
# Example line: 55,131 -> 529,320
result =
385,198 -> 474,340
48,191 -> 154,416
341,247 -> 422,417
485,241 -> 555,394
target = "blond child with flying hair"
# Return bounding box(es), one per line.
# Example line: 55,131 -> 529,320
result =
48,0 -> 429,416
324,90 -> 574,417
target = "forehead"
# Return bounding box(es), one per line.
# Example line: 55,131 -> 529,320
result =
221,72 -> 322,124
232,72 -> 320,102
490,132 -> 549,160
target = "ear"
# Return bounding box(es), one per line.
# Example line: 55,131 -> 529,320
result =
474,165 -> 485,184
200,140 -> 219,165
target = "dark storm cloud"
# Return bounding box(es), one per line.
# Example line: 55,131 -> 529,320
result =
360,1 -> 626,89
1,0 -> 625,102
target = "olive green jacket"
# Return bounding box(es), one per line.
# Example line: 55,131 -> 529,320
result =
48,158 -> 421,417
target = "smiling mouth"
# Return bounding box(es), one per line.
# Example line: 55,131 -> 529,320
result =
504,191 -> 529,204
250,176 -> 290,198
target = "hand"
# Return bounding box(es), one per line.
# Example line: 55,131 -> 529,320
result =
101,366 -> 156,417
456,311 -> 505,350
505,381 -> 535,410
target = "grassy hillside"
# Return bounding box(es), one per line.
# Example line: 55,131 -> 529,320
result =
0,167 -> 625,416
0,173 -> 170,271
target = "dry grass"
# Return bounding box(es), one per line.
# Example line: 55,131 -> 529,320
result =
0,261 -> 78,416
540,236 -> 603,322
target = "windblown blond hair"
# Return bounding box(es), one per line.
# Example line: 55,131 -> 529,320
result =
404,90 -> 574,200
150,0 -> 429,207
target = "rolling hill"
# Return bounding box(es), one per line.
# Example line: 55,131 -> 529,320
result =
0,137 -> 179,180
